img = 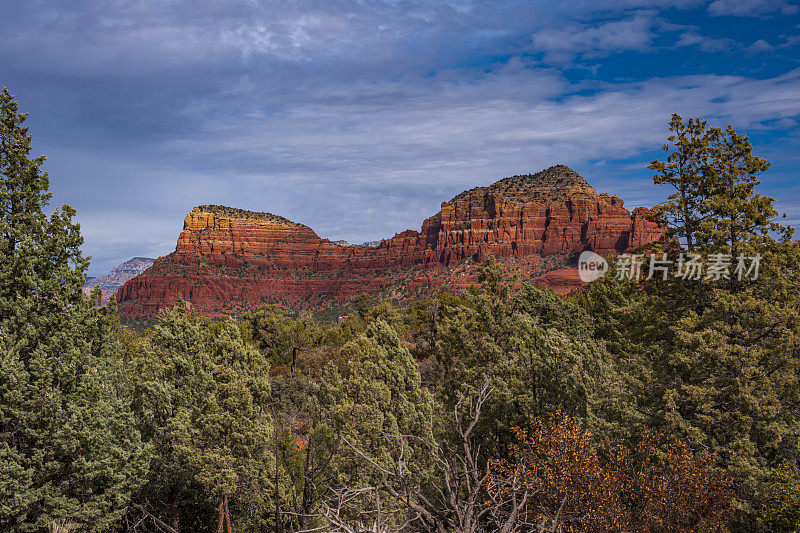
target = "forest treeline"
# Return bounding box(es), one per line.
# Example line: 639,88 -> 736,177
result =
2,88 -> 800,532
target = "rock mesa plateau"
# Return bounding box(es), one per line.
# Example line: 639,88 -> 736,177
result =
116,165 -> 664,317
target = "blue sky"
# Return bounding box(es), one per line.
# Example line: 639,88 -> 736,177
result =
2,0 -> 799,276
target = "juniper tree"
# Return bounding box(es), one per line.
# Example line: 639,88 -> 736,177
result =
755,461 -> 800,531
436,256 -> 628,450
320,319 -> 435,456
315,320 -> 435,528
241,304 -> 321,369
0,87 -> 148,531
133,308 -> 275,532
131,304 -> 212,532
184,318 -> 274,531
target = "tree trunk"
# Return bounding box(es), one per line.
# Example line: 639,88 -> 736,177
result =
170,488 -> 179,533
224,495 -> 233,533
217,499 -> 225,533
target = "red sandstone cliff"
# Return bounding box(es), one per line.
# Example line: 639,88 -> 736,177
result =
83,257 -> 155,304
116,165 -> 664,316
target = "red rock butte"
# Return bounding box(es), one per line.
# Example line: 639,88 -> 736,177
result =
116,165 -> 664,317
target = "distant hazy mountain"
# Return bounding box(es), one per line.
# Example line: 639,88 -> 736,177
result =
84,257 -> 155,302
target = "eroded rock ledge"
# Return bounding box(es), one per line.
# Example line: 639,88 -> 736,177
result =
116,165 -> 664,316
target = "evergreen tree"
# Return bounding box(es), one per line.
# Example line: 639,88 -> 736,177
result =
648,113 -> 712,251
436,256 -> 627,448
242,304 -> 320,370
755,460 -> 800,531
696,123 -> 782,254
648,113 -> 789,256
321,319 -> 434,452
316,320 -> 435,527
133,308 -> 274,531
604,115 -> 800,528
0,86 -> 148,531
132,304 -> 213,531
182,318 -> 274,531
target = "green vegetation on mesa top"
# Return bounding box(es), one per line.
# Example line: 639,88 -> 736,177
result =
193,204 -> 306,226
4,81 -> 800,533
450,164 -> 598,203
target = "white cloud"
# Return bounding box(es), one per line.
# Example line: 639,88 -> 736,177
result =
56,61 -> 800,276
748,39 -> 776,54
530,12 -> 658,63
676,31 -> 737,52
119,67 -> 800,258
708,0 -> 800,16
4,0 -> 798,275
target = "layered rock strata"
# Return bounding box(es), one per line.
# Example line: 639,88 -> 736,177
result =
116,165 -> 663,316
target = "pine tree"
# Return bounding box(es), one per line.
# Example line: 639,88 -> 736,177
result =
648,113 -> 712,251
0,87 -> 149,531
627,115 -> 800,526
648,113 -> 789,256
697,123 -> 784,255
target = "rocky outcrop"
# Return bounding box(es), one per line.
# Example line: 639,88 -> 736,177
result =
84,256 -> 155,303
416,165 -> 659,262
116,166 -> 664,316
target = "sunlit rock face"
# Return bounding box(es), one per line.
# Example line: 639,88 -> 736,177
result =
116,165 -> 664,317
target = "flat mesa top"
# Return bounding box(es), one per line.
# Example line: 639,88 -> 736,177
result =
192,205 -> 306,227
191,165 -> 601,231
450,164 -> 598,203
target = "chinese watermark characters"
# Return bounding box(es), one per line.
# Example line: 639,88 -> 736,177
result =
613,253 -> 761,281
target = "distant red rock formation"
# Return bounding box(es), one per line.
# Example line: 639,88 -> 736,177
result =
116,165 -> 664,316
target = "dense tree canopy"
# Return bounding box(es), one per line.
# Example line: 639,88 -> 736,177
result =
0,87 -> 148,532
2,90 -> 799,532
596,114 -> 800,529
